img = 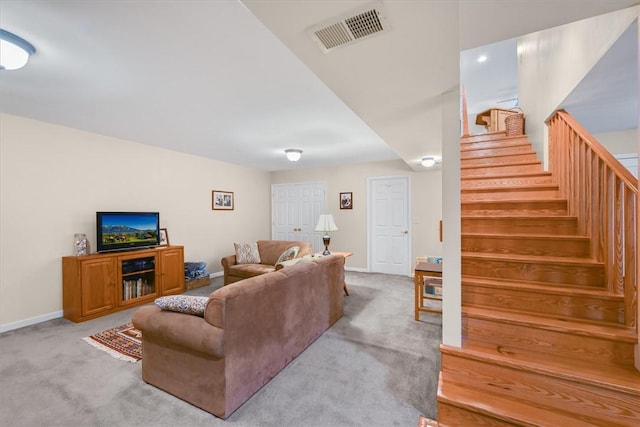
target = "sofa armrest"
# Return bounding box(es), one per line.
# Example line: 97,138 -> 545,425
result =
132,305 -> 224,358
221,254 -> 236,269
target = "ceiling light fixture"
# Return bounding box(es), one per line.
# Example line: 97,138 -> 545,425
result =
421,157 -> 437,168
285,149 -> 303,162
0,29 -> 36,70
477,55 -> 487,63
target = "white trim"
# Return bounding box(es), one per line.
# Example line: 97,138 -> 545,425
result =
345,266 -> 369,273
0,310 -> 63,334
210,271 -> 223,278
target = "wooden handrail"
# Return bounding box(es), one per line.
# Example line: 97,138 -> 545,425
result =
547,110 -> 637,331
461,86 -> 470,137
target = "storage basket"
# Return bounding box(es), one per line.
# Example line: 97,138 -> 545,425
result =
505,113 -> 525,136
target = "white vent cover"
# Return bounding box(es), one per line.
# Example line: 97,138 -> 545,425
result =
308,3 -> 389,53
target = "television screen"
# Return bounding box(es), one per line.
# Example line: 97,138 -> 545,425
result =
96,212 -> 160,253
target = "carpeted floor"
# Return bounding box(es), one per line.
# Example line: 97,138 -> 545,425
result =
0,271 -> 442,427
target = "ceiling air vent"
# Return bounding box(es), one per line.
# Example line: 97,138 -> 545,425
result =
309,3 -> 389,53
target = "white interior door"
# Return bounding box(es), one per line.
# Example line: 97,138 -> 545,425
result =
368,176 -> 411,275
272,182 -> 325,253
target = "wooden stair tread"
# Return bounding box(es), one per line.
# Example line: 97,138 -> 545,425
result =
462,183 -> 559,192
462,214 -> 576,220
462,275 -> 623,298
462,198 -> 565,205
460,141 -> 531,152
461,251 -> 601,266
438,374 -> 597,427
445,343 -> 640,396
461,159 -> 541,170
462,306 -> 637,343
462,232 -> 588,242
462,170 -> 553,180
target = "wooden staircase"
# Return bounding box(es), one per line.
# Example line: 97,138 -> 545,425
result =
436,130 -> 640,426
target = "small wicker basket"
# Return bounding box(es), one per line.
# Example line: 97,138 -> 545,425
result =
505,112 -> 525,136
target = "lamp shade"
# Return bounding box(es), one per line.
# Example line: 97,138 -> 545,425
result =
314,214 -> 338,232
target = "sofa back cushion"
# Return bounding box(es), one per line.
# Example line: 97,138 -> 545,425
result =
256,240 -> 312,265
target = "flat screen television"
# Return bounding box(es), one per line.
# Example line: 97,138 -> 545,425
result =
96,212 -> 160,253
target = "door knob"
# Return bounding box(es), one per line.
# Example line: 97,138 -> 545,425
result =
401,230 -> 408,235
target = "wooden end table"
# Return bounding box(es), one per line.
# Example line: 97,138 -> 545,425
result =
414,262 -> 442,320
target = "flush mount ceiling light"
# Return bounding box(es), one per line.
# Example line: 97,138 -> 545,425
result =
421,157 -> 437,168
285,149 -> 303,162
477,55 -> 488,63
0,29 -> 36,70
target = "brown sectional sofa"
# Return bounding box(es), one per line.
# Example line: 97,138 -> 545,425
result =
132,254 -> 345,419
220,240 -> 312,285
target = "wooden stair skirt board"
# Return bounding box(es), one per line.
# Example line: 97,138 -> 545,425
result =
438,346 -> 640,427
462,276 -> 625,324
461,233 -> 590,258
462,216 -> 579,234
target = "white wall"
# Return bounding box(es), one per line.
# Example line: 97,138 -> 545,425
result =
0,114 -> 271,329
518,7 -> 639,166
593,128 -> 638,154
270,160 -> 443,271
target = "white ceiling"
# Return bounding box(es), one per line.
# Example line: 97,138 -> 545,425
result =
1,0 -> 637,172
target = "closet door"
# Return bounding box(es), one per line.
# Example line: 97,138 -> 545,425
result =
272,182 -> 325,253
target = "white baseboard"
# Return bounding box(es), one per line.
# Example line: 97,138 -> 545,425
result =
210,271 -> 223,278
0,310 -> 63,334
345,266 -> 369,273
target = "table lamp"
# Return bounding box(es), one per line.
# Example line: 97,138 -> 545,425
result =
315,214 -> 338,255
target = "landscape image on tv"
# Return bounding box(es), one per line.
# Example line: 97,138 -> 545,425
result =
101,214 -> 158,247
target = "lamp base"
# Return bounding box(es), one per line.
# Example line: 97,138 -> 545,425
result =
322,234 -> 331,255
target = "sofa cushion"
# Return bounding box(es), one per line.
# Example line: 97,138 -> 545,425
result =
155,295 -> 209,316
228,263 -> 275,279
275,245 -> 300,265
234,242 -> 261,264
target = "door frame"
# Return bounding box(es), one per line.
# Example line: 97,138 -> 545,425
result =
366,175 -> 412,276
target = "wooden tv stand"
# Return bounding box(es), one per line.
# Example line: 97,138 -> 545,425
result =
62,246 -> 185,322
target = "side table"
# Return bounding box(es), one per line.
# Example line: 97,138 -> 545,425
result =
414,262 -> 442,320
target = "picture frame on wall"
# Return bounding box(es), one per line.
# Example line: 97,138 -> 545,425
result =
159,228 -> 169,246
212,190 -> 234,210
340,192 -> 353,209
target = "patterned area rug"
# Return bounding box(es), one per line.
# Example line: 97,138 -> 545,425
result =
83,322 -> 142,363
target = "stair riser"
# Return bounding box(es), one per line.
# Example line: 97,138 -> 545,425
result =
462,163 -> 542,177
441,353 -> 640,426
437,402 -> 513,427
461,134 -> 529,145
461,217 -> 578,234
462,284 -> 624,324
462,176 -> 555,188
461,153 -> 538,166
461,257 -> 604,286
460,144 -> 533,159
462,200 -> 567,216
462,189 -> 560,201
463,317 -> 636,366
461,235 -> 590,257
